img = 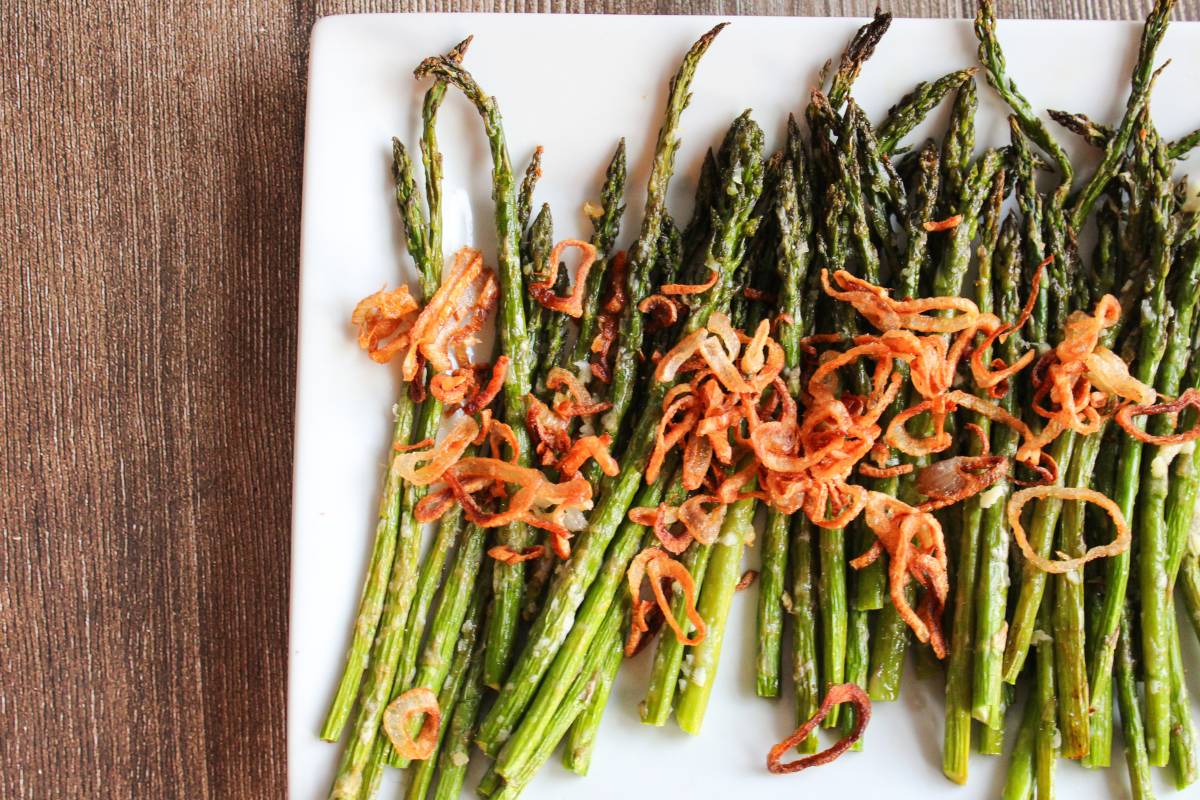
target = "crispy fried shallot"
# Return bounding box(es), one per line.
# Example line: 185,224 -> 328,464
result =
528,239 -> 598,318
1115,388 -> 1200,445
766,684 -> 871,774
661,268 -> 719,295
1008,485 -> 1130,573
381,688 -> 440,761
639,293 -> 682,330
392,417 -> 478,485
922,214 -> 962,232
545,366 -> 612,417
626,548 -> 705,656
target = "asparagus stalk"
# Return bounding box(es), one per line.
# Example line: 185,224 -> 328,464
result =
321,136 -> 438,742
1068,0 -> 1175,229
876,68 -> 977,155
970,213 -> 1021,727
400,570 -> 488,800
1088,128 -> 1175,766
827,10 -> 892,110
1003,693 -> 1038,800
1169,126 -> 1200,160
1137,211 -> 1199,767
676,487 -> 759,733
562,622 -> 623,776
493,604 -> 626,798
476,106 -> 761,759
412,53 -> 537,688
570,140 -> 627,367
1116,609 -> 1154,800
429,640 -> 486,800
1033,586 -> 1059,800
641,493 -> 717,725
866,140 -> 938,701
1183,555 -> 1200,645
603,23 -> 727,443
380,506 -> 467,768
327,115 -> 466,793
756,127 -> 812,698
385,519 -> 484,768
943,166 -> 1006,785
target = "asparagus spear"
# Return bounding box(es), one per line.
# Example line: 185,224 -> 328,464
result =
943,166 -> 1006,785
412,52 -> 537,687
1068,0 -> 1175,229
476,105 -> 761,759
1137,204 -> 1199,767
827,10 -> 893,110
562,619 -> 623,775
384,519 -> 484,769
429,640 -> 487,800
1169,126 -> 1200,160
1003,693 -> 1038,800
676,484 -> 759,733
1048,109 -> 1113,149
1116,609 -> 1154,799
570,140 -> 627,368
400,569 -> 488,800
1088,127 -> 1175,766
975,0 -> 1073,188
756,131 -> 812,698
867,140 -> 938,701
493,603 -> 626,798
970,213 -> 1021,727
321,136 -> 437,742
516,144 -> 542,239
603,23 -> 727,444
876,68 -> 977,155
1033,585 -> 1059,800
327,93 -> 469,788
641,485 -> 717,725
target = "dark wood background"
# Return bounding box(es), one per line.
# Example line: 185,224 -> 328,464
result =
2,1 -> 1196,797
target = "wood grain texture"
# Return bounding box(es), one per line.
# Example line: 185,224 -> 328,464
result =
0,2 -> 1194,799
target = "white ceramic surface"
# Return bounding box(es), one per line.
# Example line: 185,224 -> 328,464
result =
293,13 -> 1200,799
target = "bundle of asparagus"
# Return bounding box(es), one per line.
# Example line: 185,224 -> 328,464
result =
320,3 -> 1200,798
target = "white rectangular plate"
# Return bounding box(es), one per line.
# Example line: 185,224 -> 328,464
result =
293,13 -> 1200,799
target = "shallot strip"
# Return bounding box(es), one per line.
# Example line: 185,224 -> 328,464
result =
528,239 -> 598,317
661,268 -> 719,295
766,684 -> 871,774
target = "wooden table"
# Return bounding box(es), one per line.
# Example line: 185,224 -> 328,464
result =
2,1 -> 1195,797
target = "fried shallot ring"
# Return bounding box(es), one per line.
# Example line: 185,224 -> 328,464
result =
1115,388 -> 1200,445
766,684 -> 871,774
528,239 -> 597,317
1008,485 -> 1130,573
661,267 -> 719,295
382,688 -> 440,761
638,293 -> 682,330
